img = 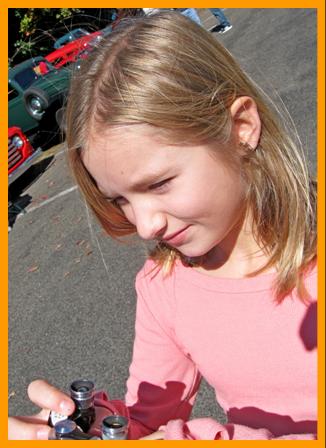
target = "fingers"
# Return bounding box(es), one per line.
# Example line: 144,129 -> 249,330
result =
8,416 -> 51,440
27,379 -> 75,416
140,430 -> 165,440
8,379 -> 76,440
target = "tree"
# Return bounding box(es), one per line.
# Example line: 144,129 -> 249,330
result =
8,8 -> 117,66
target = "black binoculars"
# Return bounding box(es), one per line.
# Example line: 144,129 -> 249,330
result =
48,379 -> 128,440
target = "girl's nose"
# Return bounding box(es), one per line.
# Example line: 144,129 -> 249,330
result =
133,206 -> 167,241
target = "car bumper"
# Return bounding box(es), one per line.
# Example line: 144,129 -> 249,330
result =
8,146 -> 42,185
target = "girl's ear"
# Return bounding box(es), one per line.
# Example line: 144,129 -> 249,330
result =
230,96 -> 261,150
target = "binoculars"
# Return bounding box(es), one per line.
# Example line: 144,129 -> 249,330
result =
48,379 -> 128,440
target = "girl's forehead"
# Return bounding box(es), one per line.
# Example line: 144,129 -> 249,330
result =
86,124 -> 188,163
83,124 -> 189,182
84,124 -> 226,173
89,123 -> 165,148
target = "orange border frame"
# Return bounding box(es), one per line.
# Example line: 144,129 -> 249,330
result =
1,2 -> 325,448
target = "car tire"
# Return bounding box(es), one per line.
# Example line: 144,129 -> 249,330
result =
23,88 -> 49,121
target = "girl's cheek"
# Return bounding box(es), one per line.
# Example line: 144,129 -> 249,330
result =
171,193 -> 203,215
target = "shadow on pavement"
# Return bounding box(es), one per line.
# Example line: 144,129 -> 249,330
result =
8,155 -> 55,230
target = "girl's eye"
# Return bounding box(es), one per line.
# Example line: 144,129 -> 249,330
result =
112,197 -> 128,207
107,177 -> 173,207
149,178 -> 172,191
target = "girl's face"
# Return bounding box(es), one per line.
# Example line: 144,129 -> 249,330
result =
83,124 -> 247,258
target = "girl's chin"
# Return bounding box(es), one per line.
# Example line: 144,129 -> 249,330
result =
177,244 -> 215,260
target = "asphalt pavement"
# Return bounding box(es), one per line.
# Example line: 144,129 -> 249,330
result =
8,9 -> 317,423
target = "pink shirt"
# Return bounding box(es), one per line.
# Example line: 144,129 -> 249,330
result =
124,259 -> 317,439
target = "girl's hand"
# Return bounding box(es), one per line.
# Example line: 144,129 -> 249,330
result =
8,379 -> 75,440
140,430 -> 165,440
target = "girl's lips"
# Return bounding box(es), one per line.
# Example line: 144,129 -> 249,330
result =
163,225 -> 190,245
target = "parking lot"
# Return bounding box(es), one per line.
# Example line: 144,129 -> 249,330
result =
9,9 -> 317,421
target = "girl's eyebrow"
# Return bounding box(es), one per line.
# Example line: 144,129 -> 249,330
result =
130,171 -> 169,190
103,169 -> 171,200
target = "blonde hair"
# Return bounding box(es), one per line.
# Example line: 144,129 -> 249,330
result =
66,11 -> 316,302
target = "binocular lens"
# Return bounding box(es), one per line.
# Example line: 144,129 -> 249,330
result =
70,379 -> 94,394
109,422 -> 123,428
77,386 -> 89,393
55,420 -> 77,435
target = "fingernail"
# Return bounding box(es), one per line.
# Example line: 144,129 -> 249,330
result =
59,400 -> 73,414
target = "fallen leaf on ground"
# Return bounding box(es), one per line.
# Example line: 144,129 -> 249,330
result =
63,271 -> 70,278
8,391 -> 16,399
76,239 -> 86,246
27,266 -> 39,273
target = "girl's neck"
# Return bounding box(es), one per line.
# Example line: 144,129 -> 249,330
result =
193,212 -> 275,278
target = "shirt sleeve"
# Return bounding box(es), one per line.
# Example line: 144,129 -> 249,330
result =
162,418 -> 316,439
125,262 -> 202,439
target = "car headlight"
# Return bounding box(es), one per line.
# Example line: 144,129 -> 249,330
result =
12,135 -> 24,148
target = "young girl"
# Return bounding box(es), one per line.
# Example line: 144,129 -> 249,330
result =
8,11 -> 317,440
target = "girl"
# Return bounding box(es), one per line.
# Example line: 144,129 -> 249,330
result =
8,11 -> 317,440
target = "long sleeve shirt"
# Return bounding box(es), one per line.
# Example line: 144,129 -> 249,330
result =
123,259 -> 317,439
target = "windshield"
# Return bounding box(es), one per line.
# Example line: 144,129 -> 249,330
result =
72,29 -> 88,39
13,61 -> 54,90
55,29 -> 89,48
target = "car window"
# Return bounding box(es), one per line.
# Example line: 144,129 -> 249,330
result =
54,29 -> 89,48
14,67 -> 39,90
13,61 -> 53,90
8,83 -> 19,100
55,35 -> 71,48
73,29 -> 88,39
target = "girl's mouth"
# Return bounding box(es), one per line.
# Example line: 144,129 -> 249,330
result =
162,225 -> 191,245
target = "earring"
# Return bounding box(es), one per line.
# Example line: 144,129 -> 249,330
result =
239,141 -> 255,152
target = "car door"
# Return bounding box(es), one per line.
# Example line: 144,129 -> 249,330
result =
8,81 -> 39,133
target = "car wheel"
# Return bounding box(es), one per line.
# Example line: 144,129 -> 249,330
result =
23,88 -> 49,121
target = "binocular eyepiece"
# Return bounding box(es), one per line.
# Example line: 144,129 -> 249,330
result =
70,379 -> 95,410
101,415 -> 129,440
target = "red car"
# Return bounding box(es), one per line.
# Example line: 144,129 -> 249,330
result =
8,126 -> 41,185
45,31 -> 103,69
